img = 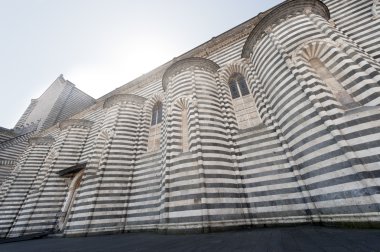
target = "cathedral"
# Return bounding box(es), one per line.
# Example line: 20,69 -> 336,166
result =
1,0 -> 380,238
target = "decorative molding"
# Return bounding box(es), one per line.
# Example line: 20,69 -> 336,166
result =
13,121 -> 39,135
0,127 -> 15,137
59,119 -> 94,130
242,0 -> 330,58
303,7 -> 313,16
28,136 -> 55,146
103,94 -> 147,109
193,13 -> 269,59
98,128 -> 116,141
264,27 -> 273,34
162,57 -> 220,91
143,93 -> 165,114
0,159 -> 17,166
217,58 -> 252,85
291,38 -> 337,63
99,11 -> 271,100
172,96 -> 192,111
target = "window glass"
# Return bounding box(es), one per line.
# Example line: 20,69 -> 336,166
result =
151,102 -> 163,126
151,105 -> 157,125
228,73 -> 261,129
238,76 -> 250,96
157,102 -> 163,124
229,80 -> 240,99
229,73 -> 250,99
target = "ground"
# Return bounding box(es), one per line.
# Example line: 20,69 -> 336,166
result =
1,226 -> 380,252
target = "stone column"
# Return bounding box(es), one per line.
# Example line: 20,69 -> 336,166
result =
241,0 -> 380,222
305,9 -> 380,106
69,94 -> 146,236
161,57 -> 248,231
266,22 -> 380,200
14,119 -> 93,236
0,136 -> 55,238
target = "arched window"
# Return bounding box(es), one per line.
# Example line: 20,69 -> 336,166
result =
228,73 -> 261,129
309,58 -> 358,109
229,73 -> 250,99
181,109 -> 189,152
151,102 -> 163,126
147,102 -> 163,152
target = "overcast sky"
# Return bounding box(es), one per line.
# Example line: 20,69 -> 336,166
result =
0,0 -> 282,129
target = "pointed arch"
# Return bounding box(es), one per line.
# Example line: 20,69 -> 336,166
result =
218,60 -> 262,129
97,128 -> 115,142
143,93 -> 165,117
293,39 -> 359,109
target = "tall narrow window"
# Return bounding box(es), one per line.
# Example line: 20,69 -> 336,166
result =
181,109 -> 189,152
229,80 -> 240,99
151,102 -> 162,126
238,75 -> 250,96
309,58 -> 358,109
228,73 -> 261,129
147,102 -> 162,152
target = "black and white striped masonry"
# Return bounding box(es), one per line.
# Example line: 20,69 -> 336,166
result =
1,0 -> 380,238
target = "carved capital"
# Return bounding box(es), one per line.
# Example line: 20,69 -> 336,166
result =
335,39 -> 347,49
192,99 -> 199,108
0,159 -> 17,166
329,19 -> 336,27
303,7 -> 313,16
264,27 -> 273,34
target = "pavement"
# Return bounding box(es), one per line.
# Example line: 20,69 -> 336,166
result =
1,226 -> 380,252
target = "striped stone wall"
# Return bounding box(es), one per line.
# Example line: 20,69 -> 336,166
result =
0,128 -> 16,144
0,160 -> 16,188
0,137 -> 55,237
1,0 -> 380,238
242,0 -> 380,225
323,0 -> 380,61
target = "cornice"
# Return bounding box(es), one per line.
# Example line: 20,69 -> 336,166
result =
98,10 -> 272,99
0,127 -> 15,137
242,0 -> 330,58
28,136 -> 55,146
162,57 -> 220,91
103,94 -> 147,109
59,119 -> 94,130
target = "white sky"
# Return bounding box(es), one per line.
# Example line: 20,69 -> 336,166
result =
0,0 -> 282,129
